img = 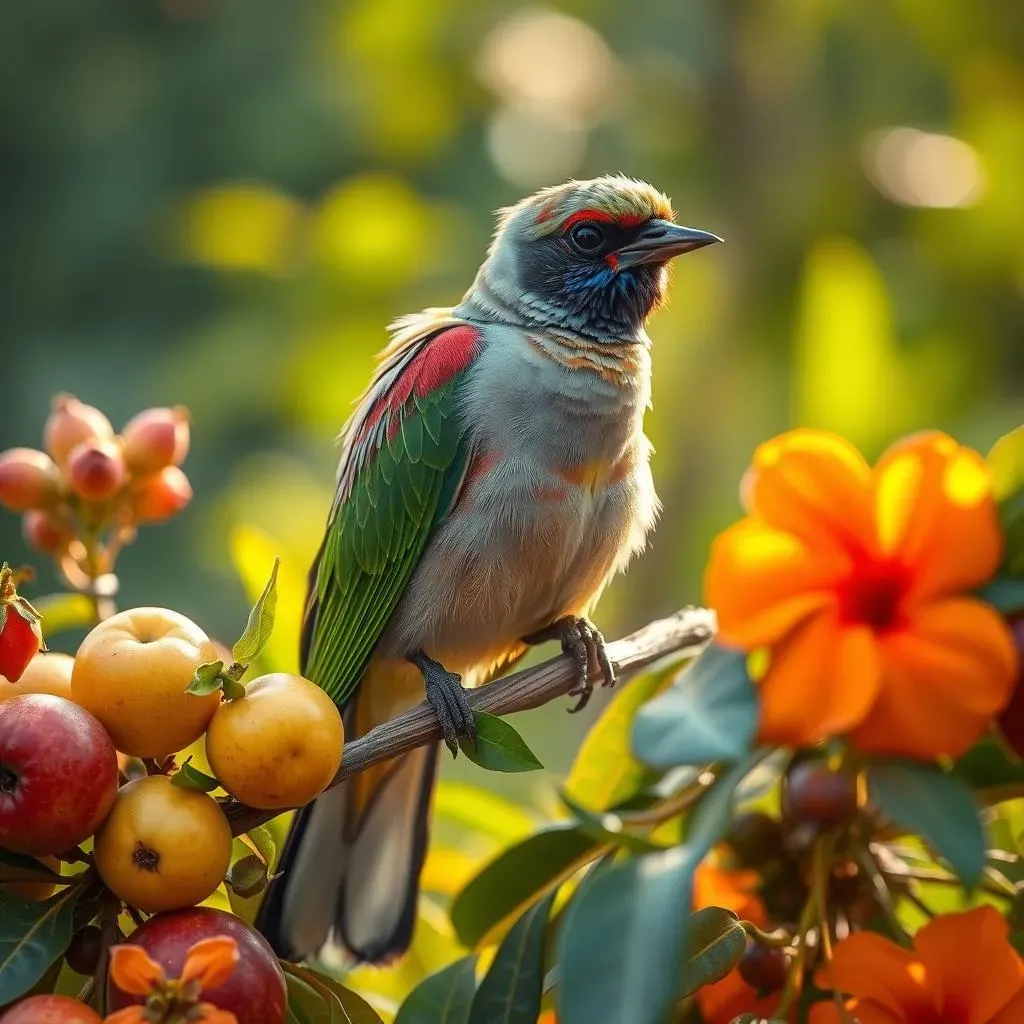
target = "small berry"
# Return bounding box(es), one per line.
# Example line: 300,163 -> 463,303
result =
738,943 -> 790,995
121,406 -> 191,476
134,466 -> 192,522
22,510 -> 72,556
0,448 -> 60,512
782,761 -> 858,831
726,811 -> 784,867
65,924 -> 104,975
66,441 -> 127,502
44,393 -> 114,466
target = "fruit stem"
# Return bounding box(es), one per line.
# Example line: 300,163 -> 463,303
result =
740,921 -> 793,950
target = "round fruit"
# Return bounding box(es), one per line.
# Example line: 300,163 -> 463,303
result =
121,406 -> 191,475
93,775 -> 231,913
22,510 -> 72,555
44,394 -> 113,467
726,811 -> 784,867
134,466 -> 193,523
0,448 -> 60,512
737,943 -> 790,995
0,995 -> 101,1024
206,672 -> 344,810
1,855 -> 61,901
1,652 -> 74,700
107,907 -> 286,1024
781,761 -> 858,831
71,607 -> 219,758
0,606 -> 43,684
66,440 -> 127,502
65,925 -> 104,976
0,694 -> 118,856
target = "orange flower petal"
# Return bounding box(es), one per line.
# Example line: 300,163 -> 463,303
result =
873,432 -> 1002,604
194,1006 -> 239,1024
103,1009 -> 149,1024
914,907 -> 1024,1024
108,944 -> 165,996
705,516 -> 848,648
693,862 -> 768,928
808,999 -> 901,1024
990,987 -> 1024,1024
181,936 -> 240,991
815,931 -> 932,1020
696,967 -> 783,1024
745,429 -> 875,558
850,598 -> 1018,759
758,611 -> 882,747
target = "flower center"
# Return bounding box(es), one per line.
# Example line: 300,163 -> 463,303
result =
838,560 -> 907,631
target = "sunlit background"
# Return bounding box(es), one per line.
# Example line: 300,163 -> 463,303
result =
2,0 -> 1023,894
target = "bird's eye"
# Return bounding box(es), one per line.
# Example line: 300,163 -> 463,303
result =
568,221 -> 606,254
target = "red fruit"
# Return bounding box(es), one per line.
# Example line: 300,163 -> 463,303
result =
106,908 -> 286,1024
22,510 -> 72,556
121,406 -> 191,475
0,693 -> 118,855
0,567 -> 43,683
0,448 -> 60,512
0,995 -> 101,1024
997,618 -> 1024,758
133,466 -> 193,523
781,761 -> 859,831
737,943 -> 790,995
44,394 -> 113,466
66,440 -> 127,502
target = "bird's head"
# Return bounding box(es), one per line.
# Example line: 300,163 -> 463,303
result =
470,175 -> 721,340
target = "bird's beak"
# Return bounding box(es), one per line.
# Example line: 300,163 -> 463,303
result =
615,219 -> 723,269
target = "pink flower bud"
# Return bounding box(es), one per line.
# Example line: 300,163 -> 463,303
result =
0,448 -> 60,512
134,466 -> 193,522
121,406 -> 191,476
22,510 -> 72,555
44,393 -> 114,466
66,440 -> 127,502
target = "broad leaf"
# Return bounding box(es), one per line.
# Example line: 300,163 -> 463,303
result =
286,972 -> 334,1024
468,891 -> 555,1024
284,963 -> 384,1024
870,760 -> 985,888
233,556 -> 281,665
245,824 -> 278,871
0,887 -> 78,1003
976,577 -> 1024,616
187,660 -> 226,697
395,956 -> 478,1024
435,782 -> 536,845
32,592 -> 96,637
171,760 -> 220,792
451,825 -> 600,948
632,644 -> 757,767
676,907 -> 746,998
953,735 -> 1024,796
566,660 -> 681,809
0,849 -> 63,884
559,790 -> 664,854
227,853 -> 268,899
988,425 -> 1024,577
460,712 -> 543,773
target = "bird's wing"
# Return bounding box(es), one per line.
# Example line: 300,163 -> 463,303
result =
302,309 -> 482,705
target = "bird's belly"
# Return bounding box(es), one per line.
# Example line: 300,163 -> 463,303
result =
377,453 -> 657,682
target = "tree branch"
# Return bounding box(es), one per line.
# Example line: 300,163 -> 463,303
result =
223,606 -> 716,836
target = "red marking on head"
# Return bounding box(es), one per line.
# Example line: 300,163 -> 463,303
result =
562,208 -> 616,231
535,202 -> 557,224
605,253 -> 619,270
618,213 -> 647,228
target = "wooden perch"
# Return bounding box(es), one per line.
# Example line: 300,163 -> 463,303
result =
222,606 -> 717,836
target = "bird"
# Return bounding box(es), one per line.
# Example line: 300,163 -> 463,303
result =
256,175 -> 721,965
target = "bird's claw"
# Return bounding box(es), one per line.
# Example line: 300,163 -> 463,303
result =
410,650 -> 476,756
525,616 -> 615,714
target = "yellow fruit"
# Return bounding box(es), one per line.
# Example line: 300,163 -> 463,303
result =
206,673 -> 344,810
1,855 -> 61,901
93,775 -> 231,913
1,652 -> 74,701
71,608 -> 219,758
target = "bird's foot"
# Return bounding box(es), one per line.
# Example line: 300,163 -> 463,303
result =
409,650 -> 476,756
523,616 -> 615,714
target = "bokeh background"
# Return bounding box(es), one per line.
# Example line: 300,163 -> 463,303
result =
3,1 -> 1023,777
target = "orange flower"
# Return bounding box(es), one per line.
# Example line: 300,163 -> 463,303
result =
105,935 -> 240,1024
693,859 -> 787,1024
706,429 -> 1018,758
810,906 -> 1024,1024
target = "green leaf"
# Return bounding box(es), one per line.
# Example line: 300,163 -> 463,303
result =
976,577 -> 1024,616
676,907 -> 746,999
434,782 -> 537,845
227,853 -> 268,899
187,660 -> 226,697
232,556 -> 281,665
245,824 -> 278,872
459,712 -> 543,773
559,790 -> 664,854
870,760 -> 986,888
171,761 -> 220,793
286,972 -> 334,1024
395,956 -> 478,1024
451,825 -> 600,948
0,887 -> 78,1004
989,425 -> 1024,577
283,963 -> 384,1024
565,659 -> 682,810
32,593 -> 96,637
0,849 -> 63,884
632,644 -> 757,767
468,890 -> 554,1024
953,734 -> 1024,796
